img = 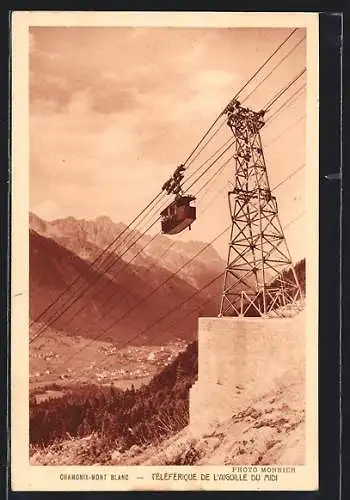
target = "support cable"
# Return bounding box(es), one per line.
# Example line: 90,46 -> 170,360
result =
265,84 -> 306,124
264,67 -> 307,112
241,35 -> 306,104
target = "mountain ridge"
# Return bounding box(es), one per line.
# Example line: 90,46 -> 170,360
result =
29,211 -> 224,265
29,214 -> 223,345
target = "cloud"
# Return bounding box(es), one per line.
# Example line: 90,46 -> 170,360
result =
30,87 -> 174,222
90,83 -> 139,114
190,69 -> 237,92
29,27 -> 228,115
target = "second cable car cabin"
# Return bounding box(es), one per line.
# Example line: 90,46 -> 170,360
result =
160,195 -> 196,235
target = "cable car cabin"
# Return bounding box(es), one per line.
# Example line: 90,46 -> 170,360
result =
160,196 -> 196,235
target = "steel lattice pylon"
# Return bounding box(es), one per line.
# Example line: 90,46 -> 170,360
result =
219,99 -> 303,317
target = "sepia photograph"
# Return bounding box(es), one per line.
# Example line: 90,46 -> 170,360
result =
11,11 -> 319,491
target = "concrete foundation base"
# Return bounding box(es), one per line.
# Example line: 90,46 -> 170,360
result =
189,313 -> 305,436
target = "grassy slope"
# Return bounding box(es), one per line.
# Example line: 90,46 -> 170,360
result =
30,380 -> 304,466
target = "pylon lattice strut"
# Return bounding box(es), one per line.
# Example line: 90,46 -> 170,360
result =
219,99 -> 303,317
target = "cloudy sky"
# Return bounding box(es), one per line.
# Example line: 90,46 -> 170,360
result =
30,26 -> 307,260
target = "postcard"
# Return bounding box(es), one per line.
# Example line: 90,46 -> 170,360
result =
11,11 -> 319,491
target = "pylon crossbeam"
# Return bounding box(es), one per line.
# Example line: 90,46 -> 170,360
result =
223,270 -> 257,294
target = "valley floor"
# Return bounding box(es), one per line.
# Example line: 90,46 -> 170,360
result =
30,327 -> 187,389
